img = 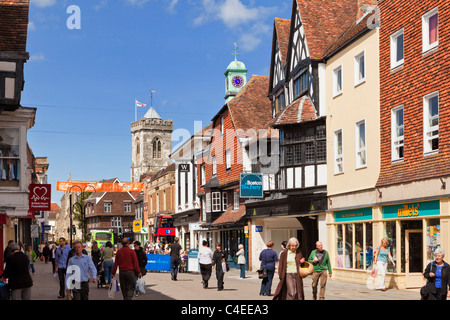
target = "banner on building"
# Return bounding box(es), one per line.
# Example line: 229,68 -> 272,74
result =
29,184 -> 51,211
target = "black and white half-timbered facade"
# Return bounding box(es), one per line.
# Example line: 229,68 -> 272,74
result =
246,0 -> 362,266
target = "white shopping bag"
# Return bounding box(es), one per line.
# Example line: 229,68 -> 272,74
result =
222,261 -> 227,273
136,277 -> 145,294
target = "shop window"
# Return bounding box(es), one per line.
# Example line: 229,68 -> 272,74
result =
336,222 -> 373,270
383,221 -> 397,272
426,218 -> 441,266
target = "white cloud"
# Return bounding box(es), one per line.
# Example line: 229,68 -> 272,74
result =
167,0 -> 179,13
125,0 -> 150,6
28,22 -> 36,32
30,0 -> 57,7
29,54 -> 46,62
95,0 -> 108,11
193,0 -> 275,51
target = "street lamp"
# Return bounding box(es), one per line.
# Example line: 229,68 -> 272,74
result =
68,184 -> 96,246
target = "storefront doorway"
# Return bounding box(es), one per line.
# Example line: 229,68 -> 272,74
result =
405,229 -> 423,288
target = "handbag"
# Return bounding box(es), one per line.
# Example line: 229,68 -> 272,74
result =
257,250 -> 268,279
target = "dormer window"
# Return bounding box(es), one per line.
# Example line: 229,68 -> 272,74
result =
293,71 -> 308,99
275,91 -> 285,114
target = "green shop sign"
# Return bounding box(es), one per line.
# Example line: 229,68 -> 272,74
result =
382,200 -> 440,219
334,207 -> 373,222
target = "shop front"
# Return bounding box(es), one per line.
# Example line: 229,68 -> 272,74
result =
329,199 -> 448,289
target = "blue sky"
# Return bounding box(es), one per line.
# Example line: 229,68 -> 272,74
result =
24,0 -> 292,203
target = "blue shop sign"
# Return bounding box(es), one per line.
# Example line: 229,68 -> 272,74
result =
334,207 -> 373,222
383,200 -> 440,219
240,173 -> 263,198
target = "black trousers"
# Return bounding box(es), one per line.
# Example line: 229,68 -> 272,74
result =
200,263 -> 212,287
216,268 -> 224,290
58,268 -> 67,297
72,281 -> 89,300
119,270 -> 136,300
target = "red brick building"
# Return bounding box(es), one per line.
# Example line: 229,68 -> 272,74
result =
196,75 -> 272,266
375,0 -> 450,288
84,179 -> 140,242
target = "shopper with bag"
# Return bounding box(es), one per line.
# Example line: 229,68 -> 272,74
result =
258,241 -> 278,296
273,237 -> 305,300
133,241 -> 148,296
112,238 -> 142,300
213,243 -> 226,291
308,241 -> 332,300
373,238 -> 395,291
422,248 -> 450,300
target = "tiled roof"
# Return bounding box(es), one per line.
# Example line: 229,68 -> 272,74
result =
227,75 -> 272,136
296,0 -> 358,60
324,12 -> 373,59
0,0 -> 29,52
271,95 -> 317,127
274,18 -> 291,65
211,204 -> 246,226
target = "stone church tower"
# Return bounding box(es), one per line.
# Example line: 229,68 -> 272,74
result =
131,107 -> 173,182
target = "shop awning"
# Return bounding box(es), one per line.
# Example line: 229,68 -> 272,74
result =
211,204 -> 246,226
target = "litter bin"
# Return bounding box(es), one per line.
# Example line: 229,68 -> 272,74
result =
187,249 -> 199,273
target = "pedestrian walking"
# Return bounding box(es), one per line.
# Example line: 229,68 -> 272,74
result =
258,241 -> 278,296
3,240 -> 14,268
373,238 -> 395,291
49,242 -> 57,273
308,241 -> 332,300
54,237 -> 71,299
39,242 -> 45,261
3,242 -> 33,300
236,244 -> 246,279
167,237 -> 182,281
133,241 -> 148,296
213,243 -> 226,291
112,238 -> 142,300
26,245 -> 37,275
65,241 -> 97,300
101,241 -> 114,288
198,240 -> 214,289
279,241 -> 287,259
91,241 -> 101,270
422,248 -> 450,300
273,237 -> 305,300
43,243 -> 51,264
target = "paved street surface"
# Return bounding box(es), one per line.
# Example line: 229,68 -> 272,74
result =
26,258 -> 420,301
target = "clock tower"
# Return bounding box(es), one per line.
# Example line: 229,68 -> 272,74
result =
224,43 -> 248,103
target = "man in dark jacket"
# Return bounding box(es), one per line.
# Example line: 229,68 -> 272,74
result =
3,243 -> 33,300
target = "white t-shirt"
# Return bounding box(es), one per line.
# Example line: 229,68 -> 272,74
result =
198,246 -> 213,265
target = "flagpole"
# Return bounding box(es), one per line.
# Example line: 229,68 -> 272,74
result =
135,100 -> 137,122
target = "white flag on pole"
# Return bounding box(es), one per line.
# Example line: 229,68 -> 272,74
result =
135,100 -> 147,107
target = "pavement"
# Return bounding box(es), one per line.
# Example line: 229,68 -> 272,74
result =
24,257 -> 420,301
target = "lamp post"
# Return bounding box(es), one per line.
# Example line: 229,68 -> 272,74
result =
68,184 -> 96,246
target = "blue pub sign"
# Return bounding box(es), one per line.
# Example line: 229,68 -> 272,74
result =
240,173 -> 264,198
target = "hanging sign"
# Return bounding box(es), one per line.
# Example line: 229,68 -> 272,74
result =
240,173 -> 263,198
29,184 -> 51,211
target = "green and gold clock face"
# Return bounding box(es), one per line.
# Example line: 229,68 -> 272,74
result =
231,75 -> 244,88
